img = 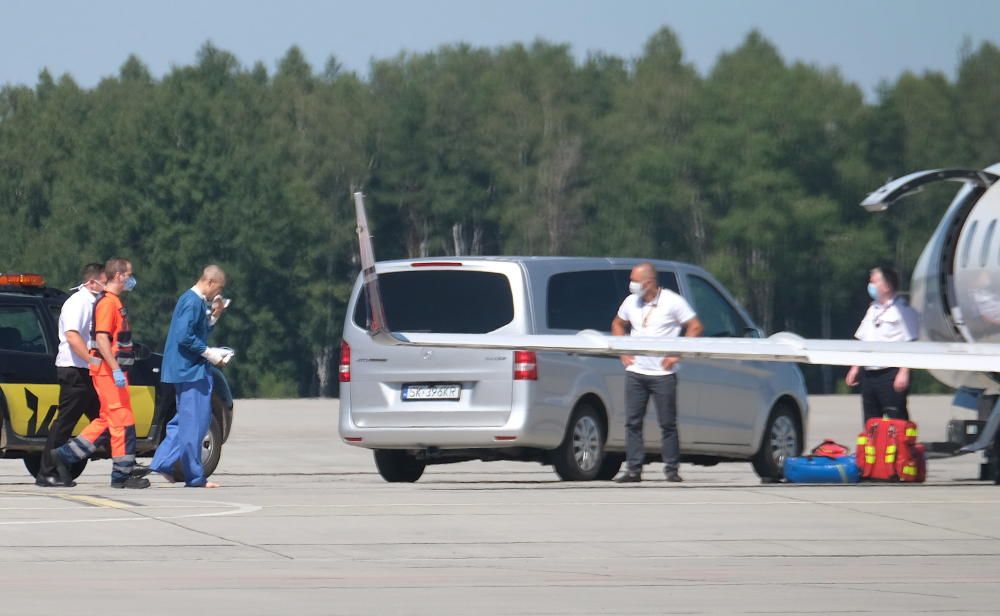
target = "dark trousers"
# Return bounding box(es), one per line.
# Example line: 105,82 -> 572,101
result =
625,372 -> 679,474
38,367 -> 100,478
861,367 -> 910,423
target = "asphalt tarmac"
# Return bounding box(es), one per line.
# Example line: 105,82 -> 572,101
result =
0,395 -> 998,615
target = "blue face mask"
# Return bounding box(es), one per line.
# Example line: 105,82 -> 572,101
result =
867,283 -> 878,300
123,276 -> 137,292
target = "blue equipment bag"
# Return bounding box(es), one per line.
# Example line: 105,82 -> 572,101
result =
783,455 -> 860,484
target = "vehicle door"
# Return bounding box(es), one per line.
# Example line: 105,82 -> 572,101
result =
0,300 -> 61,439
542,268 -> 626,447
679,273 -> 766,448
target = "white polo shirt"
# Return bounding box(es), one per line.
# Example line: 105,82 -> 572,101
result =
617,288 -> 697,376
854,295 -> 920,370
55,287 -> 99,369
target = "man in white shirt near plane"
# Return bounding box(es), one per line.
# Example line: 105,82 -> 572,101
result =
846,266 -> 921,424
612,262 -> 703,483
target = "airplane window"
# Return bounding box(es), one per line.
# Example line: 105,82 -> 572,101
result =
961,220 -> 978,269
982,220 -> 997,268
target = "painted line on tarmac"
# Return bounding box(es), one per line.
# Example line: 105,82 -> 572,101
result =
0,498 -> 260,526
56,494 -> 132,509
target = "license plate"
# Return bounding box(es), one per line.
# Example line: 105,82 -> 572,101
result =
402,384 -> 461,401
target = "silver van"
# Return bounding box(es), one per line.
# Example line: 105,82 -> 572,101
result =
339,257 -> 808,482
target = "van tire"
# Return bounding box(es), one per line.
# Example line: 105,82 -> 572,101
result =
752,403 -> 802,482
553,404 -> 605,481
596,453 -> 625,481
374,449 -> 426,483
23,454 -> 88,480
201,416 -> 224,479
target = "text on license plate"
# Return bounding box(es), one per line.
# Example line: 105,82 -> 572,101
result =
402,384 -> 461,401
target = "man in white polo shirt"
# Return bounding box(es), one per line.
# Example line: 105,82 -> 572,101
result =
35,263 -> 107,487
611,262 -> 703,483
845,265 -> 920,425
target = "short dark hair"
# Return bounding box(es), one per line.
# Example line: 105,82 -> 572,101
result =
872,266 -> 900,292
104,257 -> 131,279
80,262 -> 104,282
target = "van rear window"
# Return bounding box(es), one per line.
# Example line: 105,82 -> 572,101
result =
353,270 -> 514,334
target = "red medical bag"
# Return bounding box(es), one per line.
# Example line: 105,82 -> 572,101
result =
856,418 -> 926,482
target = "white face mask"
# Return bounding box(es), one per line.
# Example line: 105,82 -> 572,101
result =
629,281 -> 643,296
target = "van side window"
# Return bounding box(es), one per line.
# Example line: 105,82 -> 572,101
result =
547,271 -> 619,332
352,270 -> 514,334
0,305 -> 50,354
684,275 -> 747,337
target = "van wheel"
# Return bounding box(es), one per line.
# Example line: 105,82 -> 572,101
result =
553,404 -> 605,481
374,450 -> 426,483
23,453 -> 88,480
596,453 -> 625,481
752,403 -> 802,482
200,416 -> 223,478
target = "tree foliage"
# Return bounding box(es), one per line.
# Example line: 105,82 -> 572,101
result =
2,31 -> 995,396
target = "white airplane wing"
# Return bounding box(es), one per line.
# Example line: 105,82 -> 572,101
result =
353,192 -> 1000,373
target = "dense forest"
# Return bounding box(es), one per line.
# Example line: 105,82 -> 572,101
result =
2,28 -> 998,397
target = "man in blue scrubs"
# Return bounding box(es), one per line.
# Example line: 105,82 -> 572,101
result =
151,265 -> 230,488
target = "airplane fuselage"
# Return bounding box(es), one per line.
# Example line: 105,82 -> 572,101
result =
909,162 -> 1000,392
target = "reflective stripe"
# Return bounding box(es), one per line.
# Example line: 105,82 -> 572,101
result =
885,455 -> 896,463
902,466 -> 916,476
857,436 -> 867,445
886,445 -> 897,454
906,428 -> 918,438
865,456 -> 876,464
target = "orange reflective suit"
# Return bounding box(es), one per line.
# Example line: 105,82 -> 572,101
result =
56,291 -> 137,483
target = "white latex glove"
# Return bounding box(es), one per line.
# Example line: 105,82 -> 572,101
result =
202,347 -> 226,366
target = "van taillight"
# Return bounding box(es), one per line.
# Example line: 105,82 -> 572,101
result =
513,350 -> 537,381
339,341 -> 351,382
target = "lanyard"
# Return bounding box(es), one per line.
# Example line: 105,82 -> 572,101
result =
873,297 -> 897,328
641,289 -> 662,328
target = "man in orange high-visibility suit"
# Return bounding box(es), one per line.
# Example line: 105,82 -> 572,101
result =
50,257 -> 150,489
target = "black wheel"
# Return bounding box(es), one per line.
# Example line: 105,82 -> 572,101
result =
373,449 -> 426,482
23,453 -> 88,480
553,404 -> 605,481
752,403 -> 802,482
200,415 -> 223,479
596,452 -> 625,481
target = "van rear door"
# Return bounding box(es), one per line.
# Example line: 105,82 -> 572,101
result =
346,262 -> 524,428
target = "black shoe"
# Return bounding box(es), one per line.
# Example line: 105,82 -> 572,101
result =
614,472 -> 642,483
48,450 -> 73,485
35,474 -> 76,488
664,471 -> 683,483
131,464 -> 153,479
111,476 -> 150,489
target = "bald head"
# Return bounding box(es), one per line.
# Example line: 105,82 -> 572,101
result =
629,262 -> 660,302
631,262 -> 656,283
196,264 -> 227,302
200,265 -> 226,285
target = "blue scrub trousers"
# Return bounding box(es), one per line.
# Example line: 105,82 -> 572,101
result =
151,375 -> 213,487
